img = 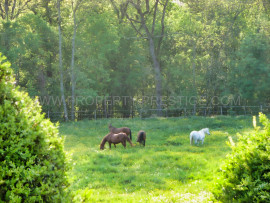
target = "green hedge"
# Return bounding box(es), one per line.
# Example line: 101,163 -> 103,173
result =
0,55 -> 69,202
212,113 -> 270,202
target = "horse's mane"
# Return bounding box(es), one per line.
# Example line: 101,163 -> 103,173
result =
200,128 -> 208,132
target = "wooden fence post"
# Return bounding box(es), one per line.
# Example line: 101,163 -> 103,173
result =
193,104 -> 196,116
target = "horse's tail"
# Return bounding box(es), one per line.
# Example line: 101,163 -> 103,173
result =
190,133 -> 193,145
126,135 -> 133,147
130,129 -> 132,141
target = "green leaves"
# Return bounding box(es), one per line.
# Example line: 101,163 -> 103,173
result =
0,55 -> 69,201
230,31 -> 270,104
212,113 -> 270,202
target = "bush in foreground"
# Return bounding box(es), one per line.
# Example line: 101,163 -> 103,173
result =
212,113 -> 270,202
0,55 -> 69,202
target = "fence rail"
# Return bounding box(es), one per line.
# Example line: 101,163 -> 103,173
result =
45,105 -> 270,122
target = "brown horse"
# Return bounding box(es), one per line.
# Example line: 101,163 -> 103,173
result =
100,132 -> 133,150
109,123 -> 132,140
137,130 -> 146,146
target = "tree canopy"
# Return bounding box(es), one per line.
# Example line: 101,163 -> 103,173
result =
0,0 -> 269,119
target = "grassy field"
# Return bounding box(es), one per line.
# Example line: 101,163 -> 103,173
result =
60,116 -> 255,202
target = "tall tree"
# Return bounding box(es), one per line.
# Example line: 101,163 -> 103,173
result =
70,0 -> 82,120
57,0 -> 68,121
110,0 -> 169,114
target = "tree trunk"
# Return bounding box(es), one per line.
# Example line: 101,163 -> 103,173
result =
148,36 -> 162,115
57,0 -> 68,121
5,0 -> 9,21
192,40 -> 197,91
110,0 -> 168,115
44,0 -> 53,24
70,12 -> 77,121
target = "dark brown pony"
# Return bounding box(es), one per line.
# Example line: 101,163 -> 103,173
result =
100,132 -> 133,150
109,123 -> 132,140
137,130 -> 146,146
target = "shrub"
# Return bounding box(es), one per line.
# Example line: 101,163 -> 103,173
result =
212,113 -> 270,202
0,55 -> 69,202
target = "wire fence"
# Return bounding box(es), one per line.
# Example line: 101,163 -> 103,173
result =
45,105 -> 270,122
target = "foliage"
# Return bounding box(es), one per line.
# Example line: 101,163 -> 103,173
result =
0,14 -> 59,113
0,55 -> 69,202
230,32 -> 270,104
212,113 -> 270,202
1,0 -> 270,117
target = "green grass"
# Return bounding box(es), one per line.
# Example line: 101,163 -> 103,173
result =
60,116 -> 254,202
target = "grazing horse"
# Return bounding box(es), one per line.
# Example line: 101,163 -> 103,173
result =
109,123 -> 132,140
100,132 -> 133,150
190,128 -> 210,145
137,130 -> 146,146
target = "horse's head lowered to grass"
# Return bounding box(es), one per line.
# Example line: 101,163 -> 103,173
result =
137,130 -> 146,146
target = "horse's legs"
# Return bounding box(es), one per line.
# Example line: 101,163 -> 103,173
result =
114,144 -> 116,148
143,140 -> 145,146
109,142 -> 111,149
122,140 -> 126,148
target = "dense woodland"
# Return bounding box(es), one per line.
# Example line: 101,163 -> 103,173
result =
0,0 -> 270,120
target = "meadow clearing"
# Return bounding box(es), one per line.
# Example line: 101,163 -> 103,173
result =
61,116 -> 255,202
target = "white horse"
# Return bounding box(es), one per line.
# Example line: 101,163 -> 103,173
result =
190,128 -> 210,145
